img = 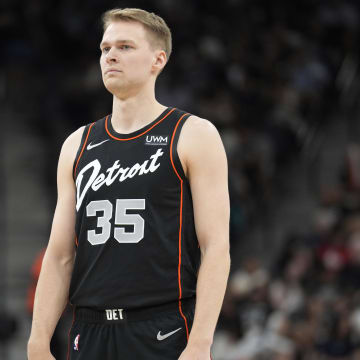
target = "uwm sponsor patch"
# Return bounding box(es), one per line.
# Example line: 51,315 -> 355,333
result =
145,135 -> 168,146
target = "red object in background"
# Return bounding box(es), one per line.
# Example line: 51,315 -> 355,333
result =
317,243 -> 350,271
27,248 -> 46,314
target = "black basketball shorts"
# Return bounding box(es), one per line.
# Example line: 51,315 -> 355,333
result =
67,297 -> 199,360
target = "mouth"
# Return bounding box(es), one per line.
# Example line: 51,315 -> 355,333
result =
105,69 -> 121,75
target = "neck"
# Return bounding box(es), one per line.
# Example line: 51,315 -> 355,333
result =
111,82 -> 166,134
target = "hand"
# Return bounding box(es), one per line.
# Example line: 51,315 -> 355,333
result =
27,341 -> 55,360
178,343 -> 211,360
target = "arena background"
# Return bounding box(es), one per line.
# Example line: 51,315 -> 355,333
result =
1,0 -> 360,359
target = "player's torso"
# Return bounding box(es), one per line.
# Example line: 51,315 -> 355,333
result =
69,107 -> 200,309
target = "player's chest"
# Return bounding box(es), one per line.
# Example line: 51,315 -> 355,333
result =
75,144 -> 178,210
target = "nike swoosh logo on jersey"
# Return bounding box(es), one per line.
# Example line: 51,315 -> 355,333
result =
157,328 -> 182,341
87,139 -> 109,150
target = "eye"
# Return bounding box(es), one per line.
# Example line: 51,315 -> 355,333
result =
100,46 -> 110,54
119,45 -> 132,50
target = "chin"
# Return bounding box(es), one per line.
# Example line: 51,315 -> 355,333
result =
104,81 -> 123,94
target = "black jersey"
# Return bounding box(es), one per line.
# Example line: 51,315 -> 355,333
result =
69,107 -> 200,310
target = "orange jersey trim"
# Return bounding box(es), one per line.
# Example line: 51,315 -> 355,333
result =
104,108 -> 176,141
170,112 -> 190,340
169,113 -> 189,181
73,123 -> 95,179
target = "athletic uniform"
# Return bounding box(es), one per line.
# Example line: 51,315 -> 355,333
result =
67,107 -> 203,359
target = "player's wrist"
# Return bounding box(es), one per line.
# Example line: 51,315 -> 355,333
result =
187,336 -> 212,351
28,336 -> 51,354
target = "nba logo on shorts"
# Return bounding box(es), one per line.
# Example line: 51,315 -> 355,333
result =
74,334 -> 80,351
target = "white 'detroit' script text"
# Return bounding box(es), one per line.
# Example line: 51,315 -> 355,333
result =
76,148 -> 164,210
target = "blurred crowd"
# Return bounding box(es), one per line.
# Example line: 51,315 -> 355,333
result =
214,144 -> 360,359
2,0 -> 358,197
2,0 -> 360,358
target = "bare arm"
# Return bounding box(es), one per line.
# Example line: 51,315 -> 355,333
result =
28,127 -> 84,359
178,117 -> 230,359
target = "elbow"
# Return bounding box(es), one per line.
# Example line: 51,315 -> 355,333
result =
224,249 -> 231,272
219,247 -> 231,277
42,247 -> 75,272
201,239 -> 231,265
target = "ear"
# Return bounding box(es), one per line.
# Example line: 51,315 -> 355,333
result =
152,50 -> 167,74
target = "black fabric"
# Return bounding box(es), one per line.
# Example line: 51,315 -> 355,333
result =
72,123 -> 93,179
68,305 -> 195,360
69,107 -> 201,310
75,297 -> 195,323
171,112 -> 190,181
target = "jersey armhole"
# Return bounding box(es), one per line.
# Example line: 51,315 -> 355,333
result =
170,113 -> 191,181
72,123 -> 95,180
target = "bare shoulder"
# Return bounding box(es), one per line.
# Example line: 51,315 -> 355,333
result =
179,115 -> 224,151
60,126 -> 85,161
62,126 -> 85,153
178,115 -> 226,176
181,115 -> 219,139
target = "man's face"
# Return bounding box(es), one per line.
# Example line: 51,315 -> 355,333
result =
100,20 -> 161,96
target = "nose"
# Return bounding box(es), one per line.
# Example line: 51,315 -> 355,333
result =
105,47 -> 118,63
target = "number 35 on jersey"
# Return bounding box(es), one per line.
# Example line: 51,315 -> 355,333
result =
86,199 -> 145,245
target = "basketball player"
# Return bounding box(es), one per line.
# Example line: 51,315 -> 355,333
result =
28,8 -> 230,360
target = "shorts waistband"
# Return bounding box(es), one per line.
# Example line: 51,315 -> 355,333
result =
74,297 -> 195,323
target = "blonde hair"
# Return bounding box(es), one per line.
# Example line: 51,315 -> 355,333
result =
102,8 -> 172,61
